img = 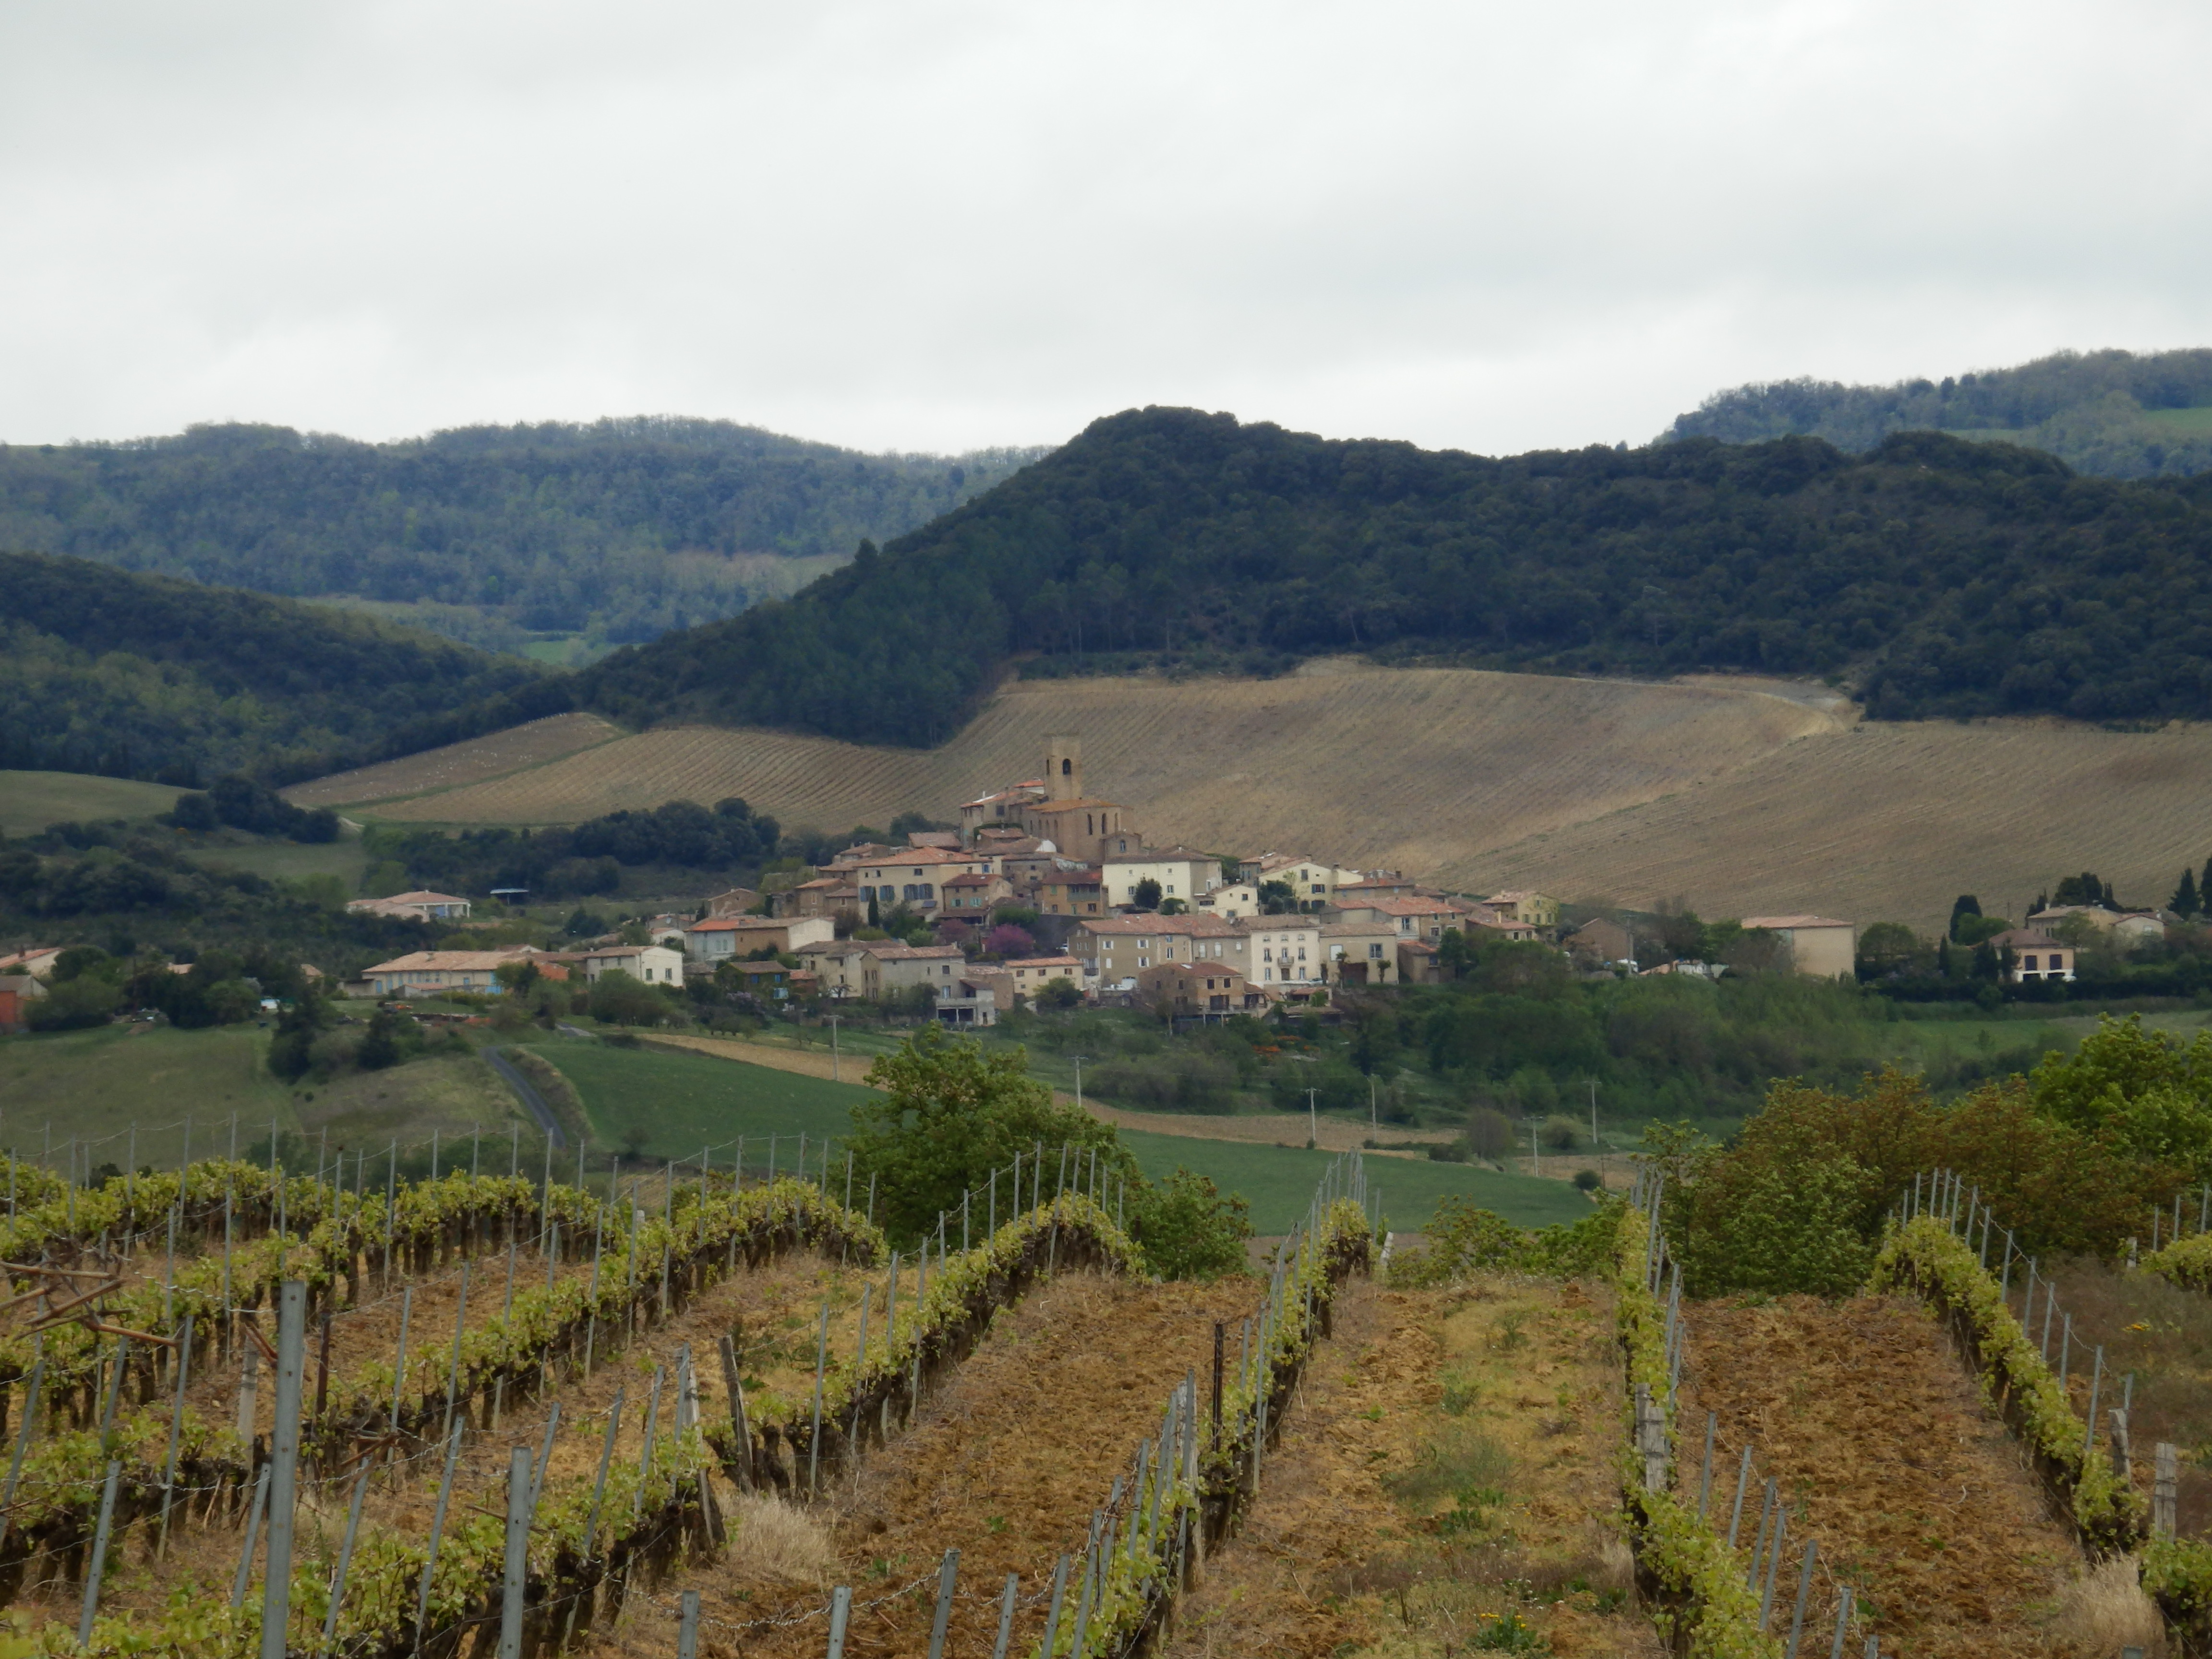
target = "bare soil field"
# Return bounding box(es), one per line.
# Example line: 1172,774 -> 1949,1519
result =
1679,1294 -> 2141,1659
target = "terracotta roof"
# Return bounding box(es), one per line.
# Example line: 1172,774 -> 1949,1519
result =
1989,929 -> 2064,949
849,849 -> 991,869
1482,890 -> 1551,904
365,950 -> 536,973
1081,915 -> 1239,937
941,872 -> 998,887
1006,955 -> 1082,970
1741,915 -> 1851,930
860,943 -> 965,961
687,917 -> 794,933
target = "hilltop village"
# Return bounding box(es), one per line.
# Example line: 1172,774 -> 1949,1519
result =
323,735 -> 1916,1027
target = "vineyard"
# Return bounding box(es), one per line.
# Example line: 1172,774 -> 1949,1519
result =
0,1113 -> 1388,1658
7,1100 -> 2212,1655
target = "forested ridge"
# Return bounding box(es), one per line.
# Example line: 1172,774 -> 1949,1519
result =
0,550 -> 545,783
562,406 -> 2212,745
1670,347 -> 2212,479
0,418 -> 1043,653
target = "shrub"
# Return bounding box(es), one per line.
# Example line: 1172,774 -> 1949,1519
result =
1573,1168 -> 1602,1193
1465,1107 -> 1514,1159
1539,1114 -> 1583,1151
1130,1167 -> 1252,1280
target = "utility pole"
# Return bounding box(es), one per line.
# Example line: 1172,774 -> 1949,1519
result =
1369,1075 -> 1378,1135
827,1014 -> 841,1084
1070,1056 -> 1089,1116
1531,1121 -> 1540,1179
1305,1087 -> 1319,1149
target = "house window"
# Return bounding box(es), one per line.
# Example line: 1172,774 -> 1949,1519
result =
2023,955 -> 2039,971
1263,967 -> 1274,982
1369,943 -> 1384,959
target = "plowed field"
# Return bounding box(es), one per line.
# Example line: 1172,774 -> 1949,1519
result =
1681,1295 -> 2105,1659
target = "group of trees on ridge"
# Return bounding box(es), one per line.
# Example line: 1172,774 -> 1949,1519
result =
1669,347 -> 2212,480
0,418 -> 1041,654
36,397 -> 2212,781
563,409 -> 2212,744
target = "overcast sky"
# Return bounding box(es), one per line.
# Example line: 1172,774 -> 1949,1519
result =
3,0 -> 2206,458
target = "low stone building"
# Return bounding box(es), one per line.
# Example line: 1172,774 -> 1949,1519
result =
1989,928 -> 2076,984
1135,962 -> 1270,1019
1739,915 -> 1857,979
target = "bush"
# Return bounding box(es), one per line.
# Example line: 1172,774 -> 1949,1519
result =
1130,1167 -> 1252,1281
1465,1107 -> 1514,1159
1572,1168 -> 1602,1193
1539,1114 -> 1583,1151
27,975 -> 120,1032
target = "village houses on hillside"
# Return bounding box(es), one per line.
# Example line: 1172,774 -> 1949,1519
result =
352,729 -> 1860,1017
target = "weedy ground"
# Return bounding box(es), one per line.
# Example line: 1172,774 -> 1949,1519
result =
2041,1256 -> 2212,1540
1164,1274 -> 1659,1659
575,1270 -> 1257,1659
1681,1294 -> 2163,1659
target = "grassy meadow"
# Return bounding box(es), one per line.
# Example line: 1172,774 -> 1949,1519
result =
0,769 -> 182,836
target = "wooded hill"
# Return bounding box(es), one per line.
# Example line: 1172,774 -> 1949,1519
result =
1670,348 -> 2212,479
0,550 -> 545,784
554,408 -> 2212,745
0,419 -> 1042,654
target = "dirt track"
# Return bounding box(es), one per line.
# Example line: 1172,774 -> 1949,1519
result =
1682,1295 -> 2089,1658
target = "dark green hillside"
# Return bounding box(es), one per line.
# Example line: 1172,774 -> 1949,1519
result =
0,550 -> 545,783
1669,348 -> 2212,478
570,407 -> 2212,743
0,419 -> 1043,653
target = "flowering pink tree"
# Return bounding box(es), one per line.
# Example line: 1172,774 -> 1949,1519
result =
984,923 -> 1037,959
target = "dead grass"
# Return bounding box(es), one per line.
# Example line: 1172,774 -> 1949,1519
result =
2049,1555 -> 2168,1658
726,1494 -> 838,1587
1682,1294 -> 2089,1658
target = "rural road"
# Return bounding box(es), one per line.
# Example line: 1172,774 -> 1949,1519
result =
484,1045 -> 565,1149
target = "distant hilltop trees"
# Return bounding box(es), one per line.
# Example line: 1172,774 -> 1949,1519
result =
1667,348 -> 2212,480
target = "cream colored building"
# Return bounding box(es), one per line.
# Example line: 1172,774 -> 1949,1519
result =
1321,921 -> 1400,985
1236,914 -> 1322,986
1480,890 -> 1560,929
1245,854 -> 1364,907
1102,847 -> 1221,910
575,944 -> 687,987
1740,915 -> 1856,979
1196,881 -> 1261,920
684,915 -> 835,962
1990,928 -> 2076,984
363,948 -> 541,997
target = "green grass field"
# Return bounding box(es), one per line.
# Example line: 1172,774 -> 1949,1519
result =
186,832 -> 373,888
524,1038 -> 872,1166
0,1023 -> 291,1166
527,1037 -> 1593,1236
2141,406 -> 2212,434
0,1023 -> 530,1170
1117,1129 -> 1594,1235
0,770 -> 183,836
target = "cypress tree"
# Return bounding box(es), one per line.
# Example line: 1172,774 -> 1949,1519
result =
1948,894 -> 1982,941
